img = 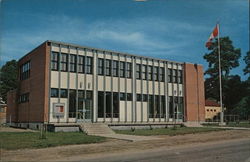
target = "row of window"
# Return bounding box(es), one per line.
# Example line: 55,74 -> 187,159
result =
168,69 -> 183,84
18,93 -> 29,103
206,109 -> 217,112
136,64 -> 165,82
50,52 -> 183,84
51,88 -> 93,99
51,52 -> 93,74
20,61 -> 30,80
98,59 -> 132,78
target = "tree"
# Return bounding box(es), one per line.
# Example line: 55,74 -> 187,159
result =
243,51 -> 250,76
0,60 -> 18,102
204,36 -> 241,102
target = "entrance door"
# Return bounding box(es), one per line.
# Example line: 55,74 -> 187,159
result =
77,99 -> 92,122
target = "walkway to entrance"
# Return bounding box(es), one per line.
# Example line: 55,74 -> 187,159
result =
79,123 -> 161,142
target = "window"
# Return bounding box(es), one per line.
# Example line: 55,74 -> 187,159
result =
120,62 -> 125,77
168,96 -> 174,117
19,93 -> 29,103
78,56 -> 85,73
149,95 -> 154,118
113,92 -> 119,118
148,66 -> 153,81
127,93 -> 133,101
86,57 -> 93,74
168,69 -> 172,83
69,90 -> 76,118
143,94 -> 148,102
60,89 -> 68,98
126,62 -> 132,78
113,61 -> 119,77
136,94 -> 142,101
178,70 -> 183,84
105,60 -> 111,76
159,67 -> 165,82
51,52 -> 59,70
98,91 -> 104,117
98,58 -> 104,75
155,95 -> 160,117
153,67 -> 158,81
69,55 -> 76,72
141,65 -> 147,80
173,69 -> 177,83
136,64 -> 141,79
86,91 -> 93,100
120,93 -> 126,101
20,61 -> 30,80
60,53 -> 68,71
51,88 -> 59,97
78,90 -> 85,98
161,96 -> 166,118
106,92 -> 112,117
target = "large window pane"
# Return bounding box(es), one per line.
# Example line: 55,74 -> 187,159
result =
98,58 -> 104,75
136,64 -> 141,79
113,92 -> 119,118
60,53 -> 68,71
105,92 -> 112,118
69,90 -> 76,118
120,62 -> 125,77
113,61 -> 119,77
60,89 -> 68,98
86,57 -> 93,74
69,55 -> 76,72
78,56 -> 85,73
105,60 -> 111,76
51,88 -> 58,97
98,91 -> 104,118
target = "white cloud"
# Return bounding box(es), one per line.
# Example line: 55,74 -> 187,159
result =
1,14 -> 210,62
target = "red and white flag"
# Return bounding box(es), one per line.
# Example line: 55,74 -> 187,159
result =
206,24 -> 219,48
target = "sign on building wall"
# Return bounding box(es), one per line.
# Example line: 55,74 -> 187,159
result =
53,103 -> 65,118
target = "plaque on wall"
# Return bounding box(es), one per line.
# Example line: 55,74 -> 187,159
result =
53,103 -> 65,118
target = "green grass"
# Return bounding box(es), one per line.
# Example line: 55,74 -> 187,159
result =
226,122 -> 250,128
114,127 -> 224,136
202,122 -> 250,128
0,132 -> 106,150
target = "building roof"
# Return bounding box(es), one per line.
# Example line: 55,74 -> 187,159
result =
205,100 -> 221,107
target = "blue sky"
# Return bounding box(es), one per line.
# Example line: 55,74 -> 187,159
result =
0,0 -> 249,80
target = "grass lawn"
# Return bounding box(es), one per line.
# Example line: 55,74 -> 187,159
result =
226,122 -> 250,128
114,127 -> 224,136
0,132 -> 106,150
202,122 -> 250,128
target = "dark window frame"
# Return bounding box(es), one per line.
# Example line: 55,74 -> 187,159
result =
60,53 -> 68,72
51,52 -> 59,71
69,54 -> 77,72
98,58 -> 104,75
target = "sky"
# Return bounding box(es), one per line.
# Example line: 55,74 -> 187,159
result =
0,0 -> 249,80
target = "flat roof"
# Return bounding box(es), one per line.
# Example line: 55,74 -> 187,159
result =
19,40 -> 202,66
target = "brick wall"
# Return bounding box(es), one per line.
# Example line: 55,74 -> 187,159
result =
6,90 -> 18,123
16,41 -> 50,123
184,63 -> 205,122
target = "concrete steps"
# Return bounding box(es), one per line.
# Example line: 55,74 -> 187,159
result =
79,123 -> 115,135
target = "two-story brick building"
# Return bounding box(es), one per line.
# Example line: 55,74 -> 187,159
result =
7,40 -> 205,129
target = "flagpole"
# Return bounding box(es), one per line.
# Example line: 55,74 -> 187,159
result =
217,23 -> 224,124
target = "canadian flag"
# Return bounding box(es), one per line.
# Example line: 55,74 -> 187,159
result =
206,24 -> 219,48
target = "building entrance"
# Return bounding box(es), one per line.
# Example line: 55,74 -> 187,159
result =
77,99 -> 92,122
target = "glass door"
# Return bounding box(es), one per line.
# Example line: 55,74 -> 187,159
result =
77,99 -> 92,122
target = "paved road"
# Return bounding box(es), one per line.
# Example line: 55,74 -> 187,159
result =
79,138 -> 250,162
